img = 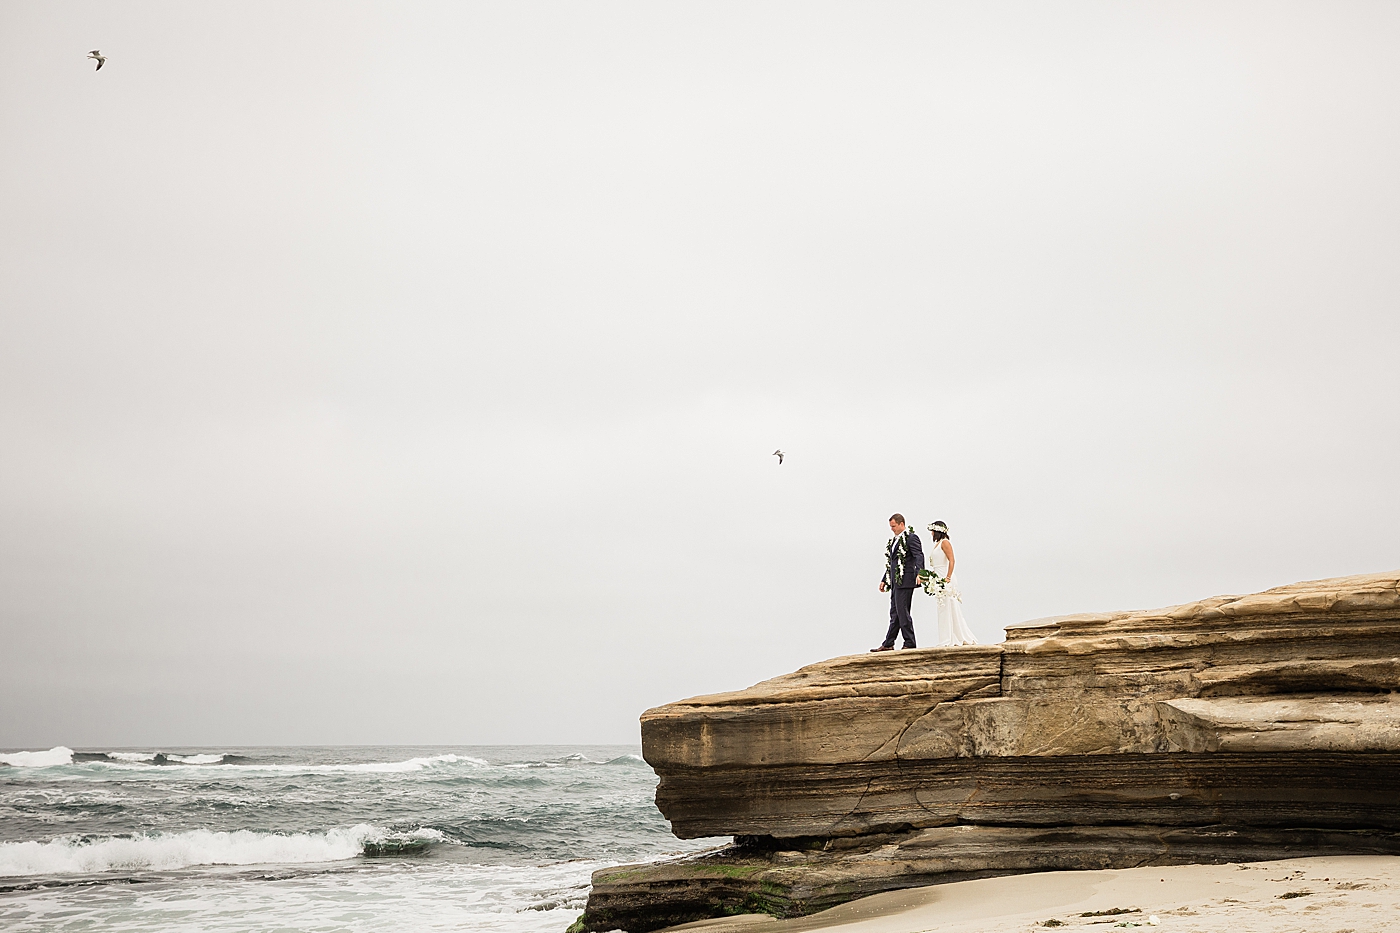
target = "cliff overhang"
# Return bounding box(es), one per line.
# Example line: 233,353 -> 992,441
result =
575,571 -> 1400,932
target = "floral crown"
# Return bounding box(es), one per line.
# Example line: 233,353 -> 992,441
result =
927,521 -> 949,533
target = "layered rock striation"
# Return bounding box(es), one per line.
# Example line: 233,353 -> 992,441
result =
575,572 -> 1400,932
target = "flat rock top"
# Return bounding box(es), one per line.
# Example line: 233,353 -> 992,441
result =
652,645 -> 1003,710
648,571 -> 1400,714
1005,571 -> 1400,639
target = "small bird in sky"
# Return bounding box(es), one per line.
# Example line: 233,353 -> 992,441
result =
772,450 -> 785,465
88,50 -> 106,71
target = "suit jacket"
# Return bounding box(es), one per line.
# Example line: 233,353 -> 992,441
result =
881,531 -> 925,590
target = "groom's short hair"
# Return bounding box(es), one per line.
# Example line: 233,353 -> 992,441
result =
889,513 -> 905,524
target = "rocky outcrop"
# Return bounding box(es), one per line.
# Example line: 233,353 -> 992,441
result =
573,572 -> 1400,932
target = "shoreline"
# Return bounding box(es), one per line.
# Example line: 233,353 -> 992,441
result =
656,855 -> 1400,933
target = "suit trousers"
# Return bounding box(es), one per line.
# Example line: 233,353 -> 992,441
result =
883,586 -> 916,649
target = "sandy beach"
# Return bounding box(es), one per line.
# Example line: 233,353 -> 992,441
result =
664,856 -> 1400,933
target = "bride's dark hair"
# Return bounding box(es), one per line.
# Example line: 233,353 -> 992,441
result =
927,521 -> 949,543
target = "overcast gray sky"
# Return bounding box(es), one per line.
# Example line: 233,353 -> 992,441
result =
3,2 -> 1398,747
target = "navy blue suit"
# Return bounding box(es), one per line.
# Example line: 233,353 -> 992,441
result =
880,531 -> 925,649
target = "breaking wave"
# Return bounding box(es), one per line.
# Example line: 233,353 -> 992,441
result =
297,754 -> 486,774
86,753 -> 232,765
1,748 -> 484,773
507,753 -> 648,770
0,747 -> 74,767
0,825 -> 448,876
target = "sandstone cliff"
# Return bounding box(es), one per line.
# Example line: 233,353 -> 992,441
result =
573,572 -> 1400,932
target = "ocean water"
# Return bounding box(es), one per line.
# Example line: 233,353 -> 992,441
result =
0,745 -> 720,932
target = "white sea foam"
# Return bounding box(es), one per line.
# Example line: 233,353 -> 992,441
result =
0,825 -> 395,876
508,752 -> 646,769
165,754 -> 224,764
317,753 -> 486,773
94,751 -> 219,764
219,752 -> 487,774
84,752 -> 485,774
0,857 -> 603,933
0,747 -> 73,767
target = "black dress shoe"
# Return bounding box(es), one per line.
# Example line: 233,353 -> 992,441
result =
869,645 -> 894,652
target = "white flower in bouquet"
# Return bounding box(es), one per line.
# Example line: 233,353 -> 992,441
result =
919,569 -> 961,602
918,570 -> 947,597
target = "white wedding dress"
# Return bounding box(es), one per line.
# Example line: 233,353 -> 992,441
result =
928,541 -> 977,646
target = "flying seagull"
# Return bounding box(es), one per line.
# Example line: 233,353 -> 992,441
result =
772,449 -> 785,465
88,50 -> 106,71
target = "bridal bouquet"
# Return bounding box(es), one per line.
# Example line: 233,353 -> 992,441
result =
918,570 -> 960,601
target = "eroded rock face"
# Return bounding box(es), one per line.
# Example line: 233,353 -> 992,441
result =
574,572 -> 1400,932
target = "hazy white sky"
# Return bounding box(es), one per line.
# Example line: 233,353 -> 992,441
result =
3,2 -> 1398,747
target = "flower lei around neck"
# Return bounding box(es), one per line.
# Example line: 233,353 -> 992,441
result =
886,531 -> 908,584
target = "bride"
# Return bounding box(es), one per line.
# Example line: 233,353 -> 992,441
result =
925,521 -> 977,646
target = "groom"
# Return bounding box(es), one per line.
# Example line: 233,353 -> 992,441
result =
873,513 -> 925,651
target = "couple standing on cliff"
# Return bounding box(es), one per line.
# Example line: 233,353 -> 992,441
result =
872,513 -> 977,651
